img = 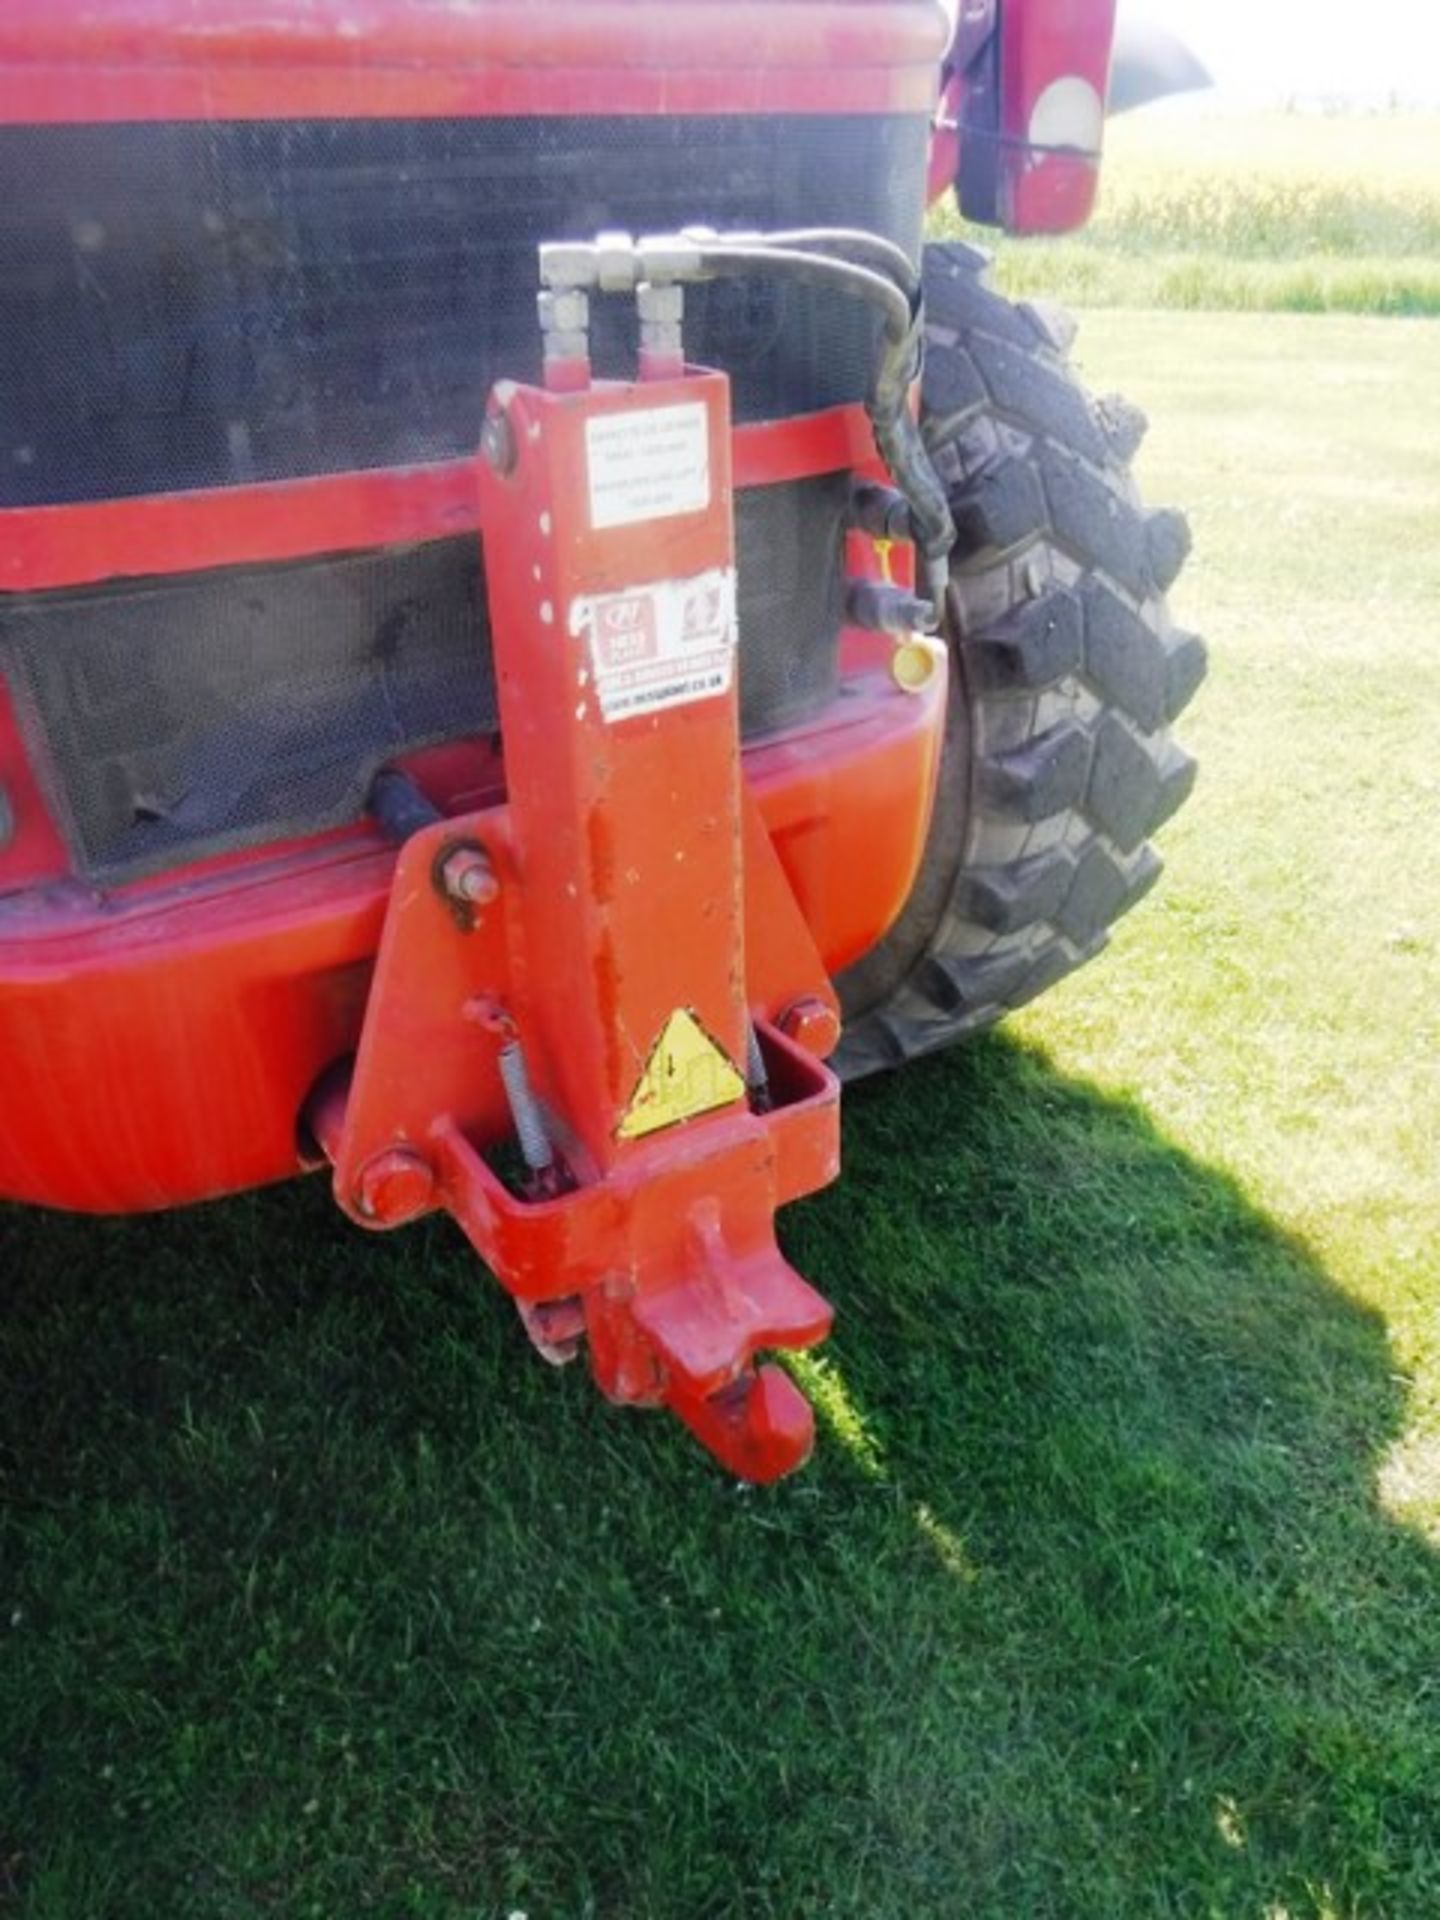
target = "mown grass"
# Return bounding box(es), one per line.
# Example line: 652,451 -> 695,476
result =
3,311 -> 1440,1916
930,109 -> 1440,315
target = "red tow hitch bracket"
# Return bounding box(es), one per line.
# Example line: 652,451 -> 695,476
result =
322,364 -> 842,1481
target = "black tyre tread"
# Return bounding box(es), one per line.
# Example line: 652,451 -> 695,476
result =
979,719 -> 1090,822
836,242 -> 1204,1078
959,586 -> 1084,695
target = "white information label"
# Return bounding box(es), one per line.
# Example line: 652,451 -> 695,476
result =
585,402 -> 711,530
570,568 -> 738,724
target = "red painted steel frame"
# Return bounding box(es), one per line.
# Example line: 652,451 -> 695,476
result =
0,411 -> 880,598
0,0 -> 949,122
320,366 -> 843,1478
0,0 -> 960,1478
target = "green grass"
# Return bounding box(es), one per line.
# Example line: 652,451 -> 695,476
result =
930,109 -> 1440,315
4,311 -> 1440,1917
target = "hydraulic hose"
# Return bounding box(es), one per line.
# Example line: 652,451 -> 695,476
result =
539,228 -> 957,624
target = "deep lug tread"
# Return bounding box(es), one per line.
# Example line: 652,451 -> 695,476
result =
1057,845 -> 1128,945
951,454 -> 1048,557
1009,937 -> 1091,1010
920,947 -> 1034,1017
959,587 -> 1084,695
981,721 -> 1091,822
1094,392 -> 1149,462
1145,508 -> 1193,594
1041,448 -> 1153,597
1083,580 -> 1168,732
968,333 -> 1107,465
920,341 -> 987,422
959,848 -> 1074,935
1020,298 -> 1080,356
1164,630 -> 1209,721
837,242 -> 1203,1078
1057,843 -> 1160,945
1152,741 -> 1200,833
925,253 -> 1034,346
1086,715 -> 1169,854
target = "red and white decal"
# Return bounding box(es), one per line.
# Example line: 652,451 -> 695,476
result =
571,568 -> 737,724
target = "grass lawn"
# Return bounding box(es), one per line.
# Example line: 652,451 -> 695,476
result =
3,310 -> 1439,1918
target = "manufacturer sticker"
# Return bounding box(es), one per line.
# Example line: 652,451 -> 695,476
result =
570,567 -> 737,724
585,402 -> 710,530
618,1008 -> 746,1140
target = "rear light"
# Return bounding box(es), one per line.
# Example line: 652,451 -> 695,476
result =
946,0 -> 1117,236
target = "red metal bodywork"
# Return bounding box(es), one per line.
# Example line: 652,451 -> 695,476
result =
307,366 -> 852,1476
0,0 -> 1117,1473
932,0 -> 1119,233
0,0 -> 944,121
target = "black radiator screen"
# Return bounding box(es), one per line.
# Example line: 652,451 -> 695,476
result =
0,475 -> 851,882
0,115 -> 927,507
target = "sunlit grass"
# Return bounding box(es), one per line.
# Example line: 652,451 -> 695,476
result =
3,313 -> 1439,1915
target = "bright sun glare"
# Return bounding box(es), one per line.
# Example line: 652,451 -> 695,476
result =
1128,0 -> 1440,106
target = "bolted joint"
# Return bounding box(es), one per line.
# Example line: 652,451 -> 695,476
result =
637,279 -> 685,377
779,996 -> 841,1060
356,1147 -> 435,1227
437,842 -> 500,912
480,408 -> 517,476
537,287 -> 591,377
537,287 -> 589,336
536,240 -> 598,291
595,229 -> 638,292
636,281 -> 684,326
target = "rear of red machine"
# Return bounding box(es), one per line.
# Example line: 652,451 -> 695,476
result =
0,0 -> 1123,1477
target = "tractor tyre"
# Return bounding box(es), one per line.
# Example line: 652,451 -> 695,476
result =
836,241 -> 1206,1076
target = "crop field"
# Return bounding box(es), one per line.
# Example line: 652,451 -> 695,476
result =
933,108 -> 1440,315
4,114 -> 1440,1920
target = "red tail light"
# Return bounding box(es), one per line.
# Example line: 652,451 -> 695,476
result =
942,0 -> 1117,236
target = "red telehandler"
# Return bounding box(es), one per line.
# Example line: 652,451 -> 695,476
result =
0,0 -> 1206,1479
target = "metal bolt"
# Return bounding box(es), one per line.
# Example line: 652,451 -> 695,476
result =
537,287 -> 590,335
480,409 -> 516,475
779,996 -> 841,1060
636,282 -> 684,325
356,1147 -> 435,1227
438,844 -> 500,910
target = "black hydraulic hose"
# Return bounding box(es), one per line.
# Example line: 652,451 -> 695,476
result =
538,228 -> 957,622
688,243 -> 914,342
724,227 -> 921,302
684,243 -> 955,620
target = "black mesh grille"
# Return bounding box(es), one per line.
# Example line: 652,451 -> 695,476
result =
0,476 -> 849,881
0,115 -> 927,506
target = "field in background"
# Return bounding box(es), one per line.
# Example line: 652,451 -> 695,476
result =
930,108 -> 1440,315
3,310 -> 1439,1917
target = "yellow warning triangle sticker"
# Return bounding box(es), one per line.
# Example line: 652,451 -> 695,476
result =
618,1008 -> 746,1141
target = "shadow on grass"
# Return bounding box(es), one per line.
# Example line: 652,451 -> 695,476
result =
2,1035 -> 1437,1919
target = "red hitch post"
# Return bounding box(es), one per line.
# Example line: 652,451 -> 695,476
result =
310,281 -> 843,1482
